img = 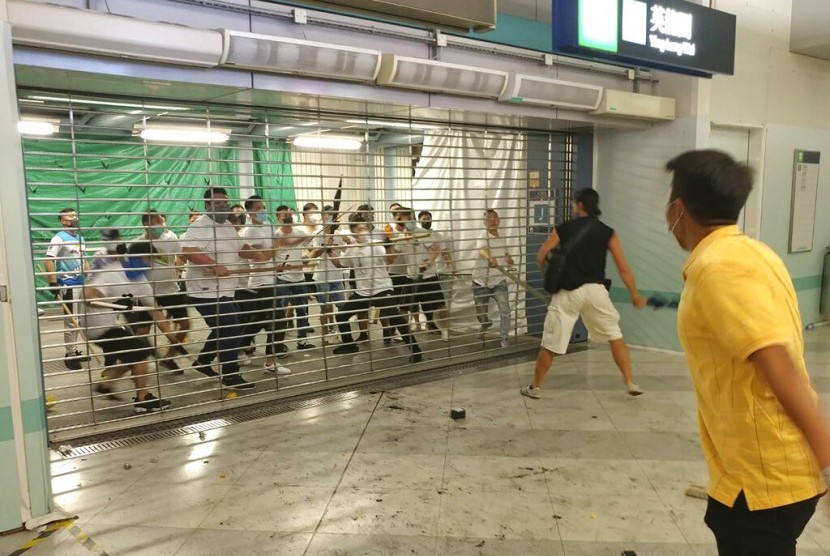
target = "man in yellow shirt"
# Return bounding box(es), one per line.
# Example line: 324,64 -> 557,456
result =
666,150 -> 830,555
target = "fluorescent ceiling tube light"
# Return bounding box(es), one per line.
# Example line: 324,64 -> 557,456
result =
137,125 -> 231,143
18,119 -> 59,135
345,119 -> 443,130
293,135 -> 363,150
30,95 -> 188,111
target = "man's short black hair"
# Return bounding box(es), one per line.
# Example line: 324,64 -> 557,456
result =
349,215 -> 367,231
666,150 -> 754,225
276,205 -> 291,213
203,187 -> 228,199
141,209 -> 159,226
574,189 -> 602,217
244,195 -> 263,211
418,210 -> 432,219
128,241 -> 157,256
58,207 -> 76,220
357,203 -> 373,213
303,202 -> 319,213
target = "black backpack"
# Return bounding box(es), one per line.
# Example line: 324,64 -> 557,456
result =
542,221 -> 595,294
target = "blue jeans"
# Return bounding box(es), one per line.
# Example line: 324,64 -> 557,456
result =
192,296 -> 241,376
277,282 -> 311,340
316,281 -> 345,307
472,280 -> 510,340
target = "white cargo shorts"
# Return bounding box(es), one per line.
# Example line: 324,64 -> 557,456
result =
542,283 -> 623,355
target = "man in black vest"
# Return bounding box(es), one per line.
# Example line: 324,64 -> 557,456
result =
521,189 -> 647,399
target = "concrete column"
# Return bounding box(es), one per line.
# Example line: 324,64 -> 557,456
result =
0,0 -> 53,532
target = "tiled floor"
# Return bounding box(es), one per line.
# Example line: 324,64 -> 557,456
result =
5,332 -> 830,556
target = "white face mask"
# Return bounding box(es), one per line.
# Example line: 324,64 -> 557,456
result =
309,213 -> 322,224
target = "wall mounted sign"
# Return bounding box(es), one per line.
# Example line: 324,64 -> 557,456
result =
789,150 -> 821,253
553,0 -> 736,77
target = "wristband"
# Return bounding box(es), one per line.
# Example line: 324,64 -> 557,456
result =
822,466 -> 830,489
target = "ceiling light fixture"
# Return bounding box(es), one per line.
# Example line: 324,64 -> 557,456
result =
17,119 -> 59,136
31,95 -> 189,111
293,135 -> 363,151
136,124 -> 231,143
345,119 -> 444,130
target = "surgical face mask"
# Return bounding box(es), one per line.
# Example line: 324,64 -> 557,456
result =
282,215 -> 294,225
309,213 -> 322,224
354,231 -> 368,242
62,217 -> 79,230
210,201 -> 230,224
255,210 -> 268,223
151,227 -> 164,238
404,221 -> 417,232
666,199 -> 684,235
420,220 -> 432,230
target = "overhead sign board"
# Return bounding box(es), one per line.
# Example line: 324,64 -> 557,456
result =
553,0 -> 736,77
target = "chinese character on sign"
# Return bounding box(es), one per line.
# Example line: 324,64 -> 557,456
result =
650,5 -> 693,40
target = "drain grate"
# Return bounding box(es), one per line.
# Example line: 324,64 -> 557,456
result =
54,349 -> 539,458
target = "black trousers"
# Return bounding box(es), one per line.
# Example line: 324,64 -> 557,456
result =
336,290 -> 416,350
237,285 -> 286,356
705,491 -> 823,556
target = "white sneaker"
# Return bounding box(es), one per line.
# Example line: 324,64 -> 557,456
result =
441,329 -> 450,341
500,339 -> 510,349
626,382 -> 644,396
264,362 -> 292,375
520,385 -> 541,399
237,353 -> 252,367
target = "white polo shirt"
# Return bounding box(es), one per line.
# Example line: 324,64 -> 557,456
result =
183,215 -> 245,299
340,244 -> 393,297
241,222 -> 276,288
132,230 -> 181,296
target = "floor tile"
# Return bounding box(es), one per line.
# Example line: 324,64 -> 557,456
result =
305,533 -> 436,555
357,424 -> 449,455
436,536 -> 565,555
173,529 -> 311,556
339,453 -> 445,491
317,488 -> 441,536
447,426 -> 539,457
235,450 -> 352,488
199,484 -> 333,533
437,489 -> 560,540
442,455 -> 547,494
532,430 -> 633,459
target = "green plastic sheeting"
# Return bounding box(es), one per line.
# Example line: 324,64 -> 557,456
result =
22,138 -> 295,300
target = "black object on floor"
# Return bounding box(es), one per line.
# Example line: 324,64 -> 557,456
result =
450,407 -> 466,420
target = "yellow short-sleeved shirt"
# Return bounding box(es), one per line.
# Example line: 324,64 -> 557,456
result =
678,225 -> 824,510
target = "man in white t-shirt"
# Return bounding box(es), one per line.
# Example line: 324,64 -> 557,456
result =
412,210 -> 454,340
328,216 -> 422,362
275,205 -> 314,350
132,209 -> 191,374
237,196 -> 290,374
181,187 -> 268,391
44,207 -> 89,370
307,205 -> 348,344
472,209 -> 514,348
81,245 -> 176,413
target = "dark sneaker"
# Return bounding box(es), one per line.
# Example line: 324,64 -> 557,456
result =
409,345 -> 423,364
333,344 -> 359,355
243,347 -> 256,356
173,344 -> 189,357
161,359 -> 184,375
427,322 -> 440,334
194,364 -> 218,377
357,332 -> 369,342
297,341 -> 315,350
94,383 -> 124,401
64,355 -> 82,371
73,350 -> 91,361
383,338 -> 393,346
133,393 -> 171,413
222,374 -> 255,390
